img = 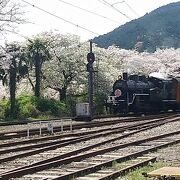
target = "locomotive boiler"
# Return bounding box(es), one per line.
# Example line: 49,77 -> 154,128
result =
106,72 -> 180,114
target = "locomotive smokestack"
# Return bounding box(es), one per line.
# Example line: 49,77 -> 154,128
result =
123,72 -> 128,80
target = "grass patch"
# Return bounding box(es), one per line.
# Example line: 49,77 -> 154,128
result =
116,161 -> 167,180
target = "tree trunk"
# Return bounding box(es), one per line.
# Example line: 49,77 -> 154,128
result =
59,86 -> 67,101
35,53 -> 41,98
9,58 -> 16,118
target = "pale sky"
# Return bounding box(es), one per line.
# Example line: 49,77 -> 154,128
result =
6,0 -> 180,42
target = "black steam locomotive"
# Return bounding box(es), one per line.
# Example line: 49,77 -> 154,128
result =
106,72 -> 180,114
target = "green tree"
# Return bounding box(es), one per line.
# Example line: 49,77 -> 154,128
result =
24,38 -> 50,98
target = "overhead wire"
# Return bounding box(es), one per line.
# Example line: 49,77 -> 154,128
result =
123,1 -> 139,17
27,21 -> 60,31
57,0 -> 119,24
97,0 -> 132,20
5,30 -> 30,40
111,1 -> 139,17
111,1 -> 125,6
1,21 -> 62,44
7,0 -> 138,43
20,0 -> 100,36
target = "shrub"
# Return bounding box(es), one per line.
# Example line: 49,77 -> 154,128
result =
0,94 -> 71,120
36,98 -> 68,117
65,96 -> 77,116
0,93 -> 108,120
94,94 -> 106,115
16,94 -> 38,118
16,95 -> 69,118
0,99 -> 9,119
65,93 -> 107,116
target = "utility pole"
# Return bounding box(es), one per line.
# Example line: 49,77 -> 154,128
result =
87,41 -> 95,121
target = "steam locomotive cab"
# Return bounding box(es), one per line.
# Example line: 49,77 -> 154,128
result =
106,73 -> 180,115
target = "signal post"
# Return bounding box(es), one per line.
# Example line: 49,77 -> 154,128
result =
87,41 -> 95,121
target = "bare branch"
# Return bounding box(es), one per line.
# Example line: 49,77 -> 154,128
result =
0,0 -> 25,36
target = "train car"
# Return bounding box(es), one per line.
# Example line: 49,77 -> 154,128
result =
106,72 -> 180,114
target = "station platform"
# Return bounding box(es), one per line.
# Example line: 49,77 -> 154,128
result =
146,167 -> 180,180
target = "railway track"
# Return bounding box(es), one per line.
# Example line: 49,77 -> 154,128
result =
0,115 -> 170,144
0,130 -> 179,179
0,115 -> 178,163
0,113 -> 178,140
0,114 -> 179,179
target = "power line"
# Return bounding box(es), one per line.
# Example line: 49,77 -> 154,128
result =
97,0 -> 132,20
102,0 -> 132,20
20,0 -> 99,36
5,22 -> 60,42
111,1 -> 124,6
27,21 -> 60,31
111,1 -> 139,17
57,0 -> 119,24
123,1 -> 139,17
5,30 -> 30,40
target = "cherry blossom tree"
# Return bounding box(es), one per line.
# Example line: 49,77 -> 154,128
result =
0,42 -> 28,118
36,33 -> 131,100
40,32 -> 87,100
1,31 -> 180,105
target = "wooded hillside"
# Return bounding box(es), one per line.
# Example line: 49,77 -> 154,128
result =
92,2 -> 180,52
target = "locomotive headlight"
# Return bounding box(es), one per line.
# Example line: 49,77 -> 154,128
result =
114,89 -> 122,97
